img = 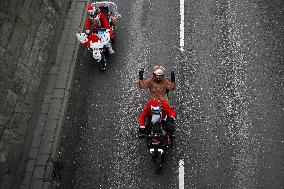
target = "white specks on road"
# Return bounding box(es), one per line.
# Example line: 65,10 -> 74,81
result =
180,0 -> 184,52
179,159 -> 185,189
215,0 -> 258,187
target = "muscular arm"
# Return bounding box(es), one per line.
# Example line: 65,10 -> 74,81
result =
138,78 -> 150,89
165,79 -> 176,90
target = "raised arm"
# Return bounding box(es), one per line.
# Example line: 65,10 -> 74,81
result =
165,79 -> 176,90
138,78 -> 150,89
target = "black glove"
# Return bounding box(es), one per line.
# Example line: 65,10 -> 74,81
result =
139,68 -> 144,80
168,117 -> 176,134
139,127 -> 145,134
138,127 -> 146,138
169,116 -> 175,125
171,71 -> 175,82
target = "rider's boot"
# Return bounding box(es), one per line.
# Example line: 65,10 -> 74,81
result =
166,135 -> 172,147
166,130 -> 175,147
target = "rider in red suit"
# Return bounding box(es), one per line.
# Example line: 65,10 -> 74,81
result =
139,99 -> 176,136
85,5 -> 116,41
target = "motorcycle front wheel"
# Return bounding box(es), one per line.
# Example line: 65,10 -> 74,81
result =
100,60 -> 106,71
99,54 -> 106,71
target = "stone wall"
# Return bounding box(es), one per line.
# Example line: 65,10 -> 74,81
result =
0,0 -> 71,186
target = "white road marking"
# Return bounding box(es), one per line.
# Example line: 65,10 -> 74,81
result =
180,0 -> 185,52
179,159 -> 185,189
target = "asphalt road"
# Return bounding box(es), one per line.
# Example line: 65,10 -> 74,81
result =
56,0 -> 284,188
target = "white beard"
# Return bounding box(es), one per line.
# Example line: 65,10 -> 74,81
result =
151,114 -> 161,124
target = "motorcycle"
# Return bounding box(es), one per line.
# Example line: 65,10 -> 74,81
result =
76,31 -> 110,70
139,118 -> 173,174
89,29 -> 112,70
76,2 -> 121,70
138,68 -> 176,174
90,1 -> 121,70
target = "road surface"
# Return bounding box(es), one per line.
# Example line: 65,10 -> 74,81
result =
56,0 -> 284,188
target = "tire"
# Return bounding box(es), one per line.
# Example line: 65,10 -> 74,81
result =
155,156 -> 162,174
99,54 -> 106,71
100,60 -> 106,71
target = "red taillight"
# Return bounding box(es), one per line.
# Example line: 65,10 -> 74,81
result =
151,137 -> 159,145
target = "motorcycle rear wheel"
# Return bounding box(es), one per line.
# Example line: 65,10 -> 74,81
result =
155,156 -> 162,174
99,55 -> 106,71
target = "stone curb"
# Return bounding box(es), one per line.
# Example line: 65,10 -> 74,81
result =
20,0 -> 90,188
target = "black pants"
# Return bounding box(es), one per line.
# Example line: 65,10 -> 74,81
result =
145,116 -> 175,135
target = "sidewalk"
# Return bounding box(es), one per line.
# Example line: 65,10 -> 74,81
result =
20,0 -> 89,188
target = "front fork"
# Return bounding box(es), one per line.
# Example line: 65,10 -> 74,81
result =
98,51 -> 106,70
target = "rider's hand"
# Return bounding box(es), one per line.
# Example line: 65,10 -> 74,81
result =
139,127 -> 145,134
139,68 -> 144,80
169,116 -> 175,124
138,126 -> 146,138
86,30 -> 90,34
171,71 -> 175,82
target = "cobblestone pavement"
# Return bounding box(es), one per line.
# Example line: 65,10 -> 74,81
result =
20,1 -> 90,188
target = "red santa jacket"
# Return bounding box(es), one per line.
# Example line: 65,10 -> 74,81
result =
86,12 -> 110,32
139,100 -> 177,127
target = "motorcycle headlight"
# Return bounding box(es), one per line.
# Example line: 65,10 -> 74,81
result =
93,48 -> 101,60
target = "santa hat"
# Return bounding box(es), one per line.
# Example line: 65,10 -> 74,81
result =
86,5 -> 95,14
88,34 -> 100,43
89,34 -> 102,49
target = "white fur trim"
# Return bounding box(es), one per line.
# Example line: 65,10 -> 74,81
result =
90,41 -> 103,49
151,114 -> 161,124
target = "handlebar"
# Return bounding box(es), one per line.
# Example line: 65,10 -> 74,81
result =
138,133 -> 147,139
171,71 -> 175,82
139,68 -> 144,80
